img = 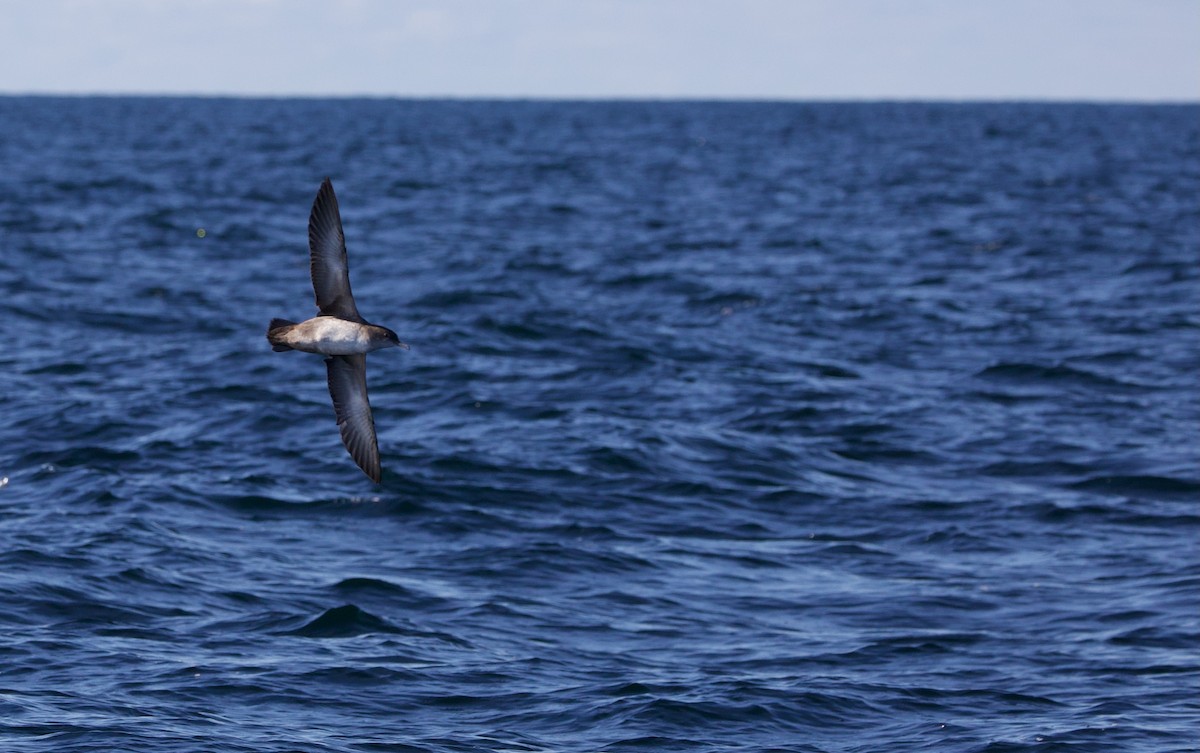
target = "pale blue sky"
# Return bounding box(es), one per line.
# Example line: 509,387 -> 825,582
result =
1,0 -> 1197,100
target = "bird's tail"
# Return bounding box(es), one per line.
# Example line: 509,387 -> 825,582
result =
267,318 -> 297,352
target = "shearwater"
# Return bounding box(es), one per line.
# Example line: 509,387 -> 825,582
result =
267,178 -> 407,483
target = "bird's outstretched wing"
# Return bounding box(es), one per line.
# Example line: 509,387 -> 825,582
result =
325,354 -> 381,482
309,178 -> 362,321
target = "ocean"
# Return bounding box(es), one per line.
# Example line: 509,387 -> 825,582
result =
1,97 -> 1197,752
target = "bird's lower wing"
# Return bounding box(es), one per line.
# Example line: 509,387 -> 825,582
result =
325,354 -> 380,482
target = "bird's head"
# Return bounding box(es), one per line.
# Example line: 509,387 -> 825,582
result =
369,326 -> 412,352
374,326 -> 409,351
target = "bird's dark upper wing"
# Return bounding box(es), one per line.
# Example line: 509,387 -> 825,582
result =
325,354 -> 381,483
309,178 -> 362,321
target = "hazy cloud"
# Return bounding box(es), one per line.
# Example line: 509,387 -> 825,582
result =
0,0 -> 1196,99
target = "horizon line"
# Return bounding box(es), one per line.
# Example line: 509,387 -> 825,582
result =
1,90 -> 1197,106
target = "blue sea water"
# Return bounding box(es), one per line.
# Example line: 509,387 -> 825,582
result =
1,97 -> 1198,752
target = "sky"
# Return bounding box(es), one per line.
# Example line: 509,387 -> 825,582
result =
1,0 -> 1197,101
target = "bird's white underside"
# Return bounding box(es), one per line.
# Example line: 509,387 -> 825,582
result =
282,317 -> 374,356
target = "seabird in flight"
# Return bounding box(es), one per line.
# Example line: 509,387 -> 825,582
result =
267,178 -> 407,482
